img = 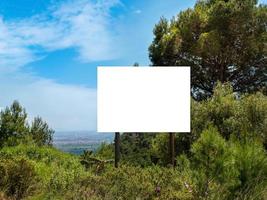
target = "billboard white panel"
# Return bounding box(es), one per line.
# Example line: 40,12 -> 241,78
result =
97,66 -> 190,132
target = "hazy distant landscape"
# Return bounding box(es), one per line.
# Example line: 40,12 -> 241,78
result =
53,131 -> 114,154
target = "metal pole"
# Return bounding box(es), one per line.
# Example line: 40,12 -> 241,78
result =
169,132 -> 175,167
114,132 -> 120,168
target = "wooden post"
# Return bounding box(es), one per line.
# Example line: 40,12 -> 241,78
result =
169,132 -> 175,167
114,132 -> 120,168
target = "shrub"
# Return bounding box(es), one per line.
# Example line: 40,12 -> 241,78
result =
0,158 -> 39,200
191,83 -> 267,145
190,126 -> 239,199
95,143 -> 114,160
189,126 -> 267,200
229,140 -> 267,199
65,165 -> 193,200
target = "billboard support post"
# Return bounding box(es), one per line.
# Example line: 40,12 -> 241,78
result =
115,132 -> 120,168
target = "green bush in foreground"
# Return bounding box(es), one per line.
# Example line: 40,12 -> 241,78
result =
0,136 -> 266,200
0,146 -> 194,200
187,126 -> 267,200
190,126 -> 238,199
0,158 -> 39,200
0,145 -> 88,199
63,165 -> 193,200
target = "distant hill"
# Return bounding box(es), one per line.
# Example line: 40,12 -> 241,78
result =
53,131 -> 114,154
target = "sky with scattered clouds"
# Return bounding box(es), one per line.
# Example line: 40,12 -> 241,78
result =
0,0 -> 265,131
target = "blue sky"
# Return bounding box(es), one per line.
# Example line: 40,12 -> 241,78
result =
0,0 -> 196,87
0,0 -> 265,131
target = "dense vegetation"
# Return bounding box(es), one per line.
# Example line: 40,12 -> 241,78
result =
0,0 -> 266,199
149,0 -> 267,100
0,84 -> 266,199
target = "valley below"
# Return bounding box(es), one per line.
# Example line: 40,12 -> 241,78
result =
53,131 -> 114,154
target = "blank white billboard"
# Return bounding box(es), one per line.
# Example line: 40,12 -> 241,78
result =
97,66 -> 190,133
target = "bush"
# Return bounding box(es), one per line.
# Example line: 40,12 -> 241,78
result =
191,83 -> 267,145
120,133 -> 155,167
188,126 -> 267,200
148,84 -> 267,166
0,145 -> 88,199
0,158 -> 39,200
229,140 -> 267,199
65,165 -> 193,200
95,143 -> 114,159
190,126 -> 239,199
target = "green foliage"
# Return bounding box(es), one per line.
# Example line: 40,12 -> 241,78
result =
0,100 -> 29,147
0,158 -> 39,200
0,145 -> 88,199
190,126 -> 238,199
0,82 -> 265,200
0,146 -> 193,200
0,133 -> 266,199
151,134 -> 169,165
91,83 -> 267,199
30,117 -> 54,146
95,142 -> 114,159
0,101 -> 54,147
149,0 -> 267,100
119,133 -> 155,166
65,165 -> 193,200
230,140 -> 267,199
80,150 -> 114,174
192,82 -> 267,145
187,126 -> 267,200
151,133 -> 192,166
146,83 -> 267,167
95,133 -> 158,166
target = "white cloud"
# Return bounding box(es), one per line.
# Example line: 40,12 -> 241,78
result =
0,73 -> 97,131
0,0 -> 120,72
0,0 -> 121,131
0,18 -> 37,72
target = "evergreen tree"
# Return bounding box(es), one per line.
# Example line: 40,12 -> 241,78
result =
0,101 -> 28,146
30,116 -> 54,146
149,0 -> 267,100
0,101 -> 54,146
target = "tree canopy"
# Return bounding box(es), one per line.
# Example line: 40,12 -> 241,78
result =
0,101 -> 28,147
0,101 -> 54,147
149,0 -> 267,100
